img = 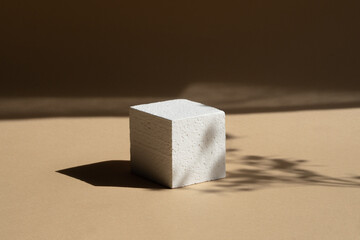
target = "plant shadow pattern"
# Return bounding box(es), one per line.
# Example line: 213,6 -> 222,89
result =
203,154 -> 360,193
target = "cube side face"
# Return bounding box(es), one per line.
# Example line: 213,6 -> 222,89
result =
130,108 -> 172,187
172,112 -> 226,188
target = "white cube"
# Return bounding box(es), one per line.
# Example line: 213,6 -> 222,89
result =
130,99 -> 226,188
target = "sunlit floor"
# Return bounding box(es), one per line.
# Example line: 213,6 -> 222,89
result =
1,108 -> 360,239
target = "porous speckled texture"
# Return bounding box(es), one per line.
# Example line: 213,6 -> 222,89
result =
130,99 -> 226,188
172,112 -> 225,188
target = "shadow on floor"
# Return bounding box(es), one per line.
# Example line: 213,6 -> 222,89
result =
57,160 -> 165,189
57,132 -> 360,192
58,133 -> 235,189
56,156 -> 360,192
202,154 -> 360,193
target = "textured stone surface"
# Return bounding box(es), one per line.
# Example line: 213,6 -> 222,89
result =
130,99 -> 226,188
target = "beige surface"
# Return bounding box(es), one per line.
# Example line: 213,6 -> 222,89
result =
1,109 -> 360,239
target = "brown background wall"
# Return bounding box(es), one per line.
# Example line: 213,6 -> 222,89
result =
1,0 -> 359,97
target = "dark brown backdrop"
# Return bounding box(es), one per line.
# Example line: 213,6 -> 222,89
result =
1,0 -> 359,97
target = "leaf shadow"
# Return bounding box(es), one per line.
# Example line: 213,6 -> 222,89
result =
205,154 -> 360,193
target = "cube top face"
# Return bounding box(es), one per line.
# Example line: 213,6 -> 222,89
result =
130,99 -> 224,121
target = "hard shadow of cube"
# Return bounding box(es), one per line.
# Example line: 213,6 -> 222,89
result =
57,160 -> 165,189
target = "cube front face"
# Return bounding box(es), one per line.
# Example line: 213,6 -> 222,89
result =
130,99 -> 226,188
130,109 -> 172,187
172,112 -> 226,188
